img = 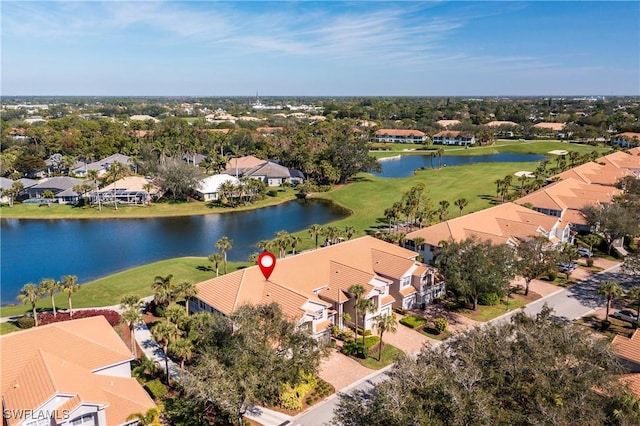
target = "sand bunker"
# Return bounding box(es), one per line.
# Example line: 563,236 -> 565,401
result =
514,171 -> 535,177
548,150 -> 568,155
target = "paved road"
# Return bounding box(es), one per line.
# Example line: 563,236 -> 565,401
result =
291,264 -> 633,426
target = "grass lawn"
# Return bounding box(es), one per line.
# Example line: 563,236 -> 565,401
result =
0,257 -> 249,318
0,322 -> 20,335
457,292 -> 541,322
0,188 -> 298,219
399,315 -> 429,329
361,343 -> 404,369
576,314 -> 637,339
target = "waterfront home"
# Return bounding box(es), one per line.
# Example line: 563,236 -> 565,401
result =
532,122 -> 567,139
550,159 -> 636,187
372,129 -> 427,144
195,174 -> 241,202
1,316 -> 155,426
224,155 -> 304,186
94,176 -> 160,206
432,130 -> 476,146
26,176 -> 84,204
515,178 -> 621,233
405,202 -> 564,264
190,236 -> 444,341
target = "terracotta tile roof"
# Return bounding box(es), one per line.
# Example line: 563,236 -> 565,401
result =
597,150 -> 640,172
399,286 -> 417,297
614,132 -> 640,141
1,317 -> 154,426
533,122 -> 566,131
208,128 -> 231,134
620,374 -> 640,398
374,129 -> 426,137
224,155 -> 266,171
516,178 -> 621,211
315,319 -> 333,333
381,294 -> 397,306
256,126 -> 284,133
551,161 -> 634,186
561,208 -> 587,225
433,130 -> 474,138
612,329 -> 640,364
406,202 -> 558,247
195,236 -> 423,321
371,249 -> 415,279
628,147 -> 640,155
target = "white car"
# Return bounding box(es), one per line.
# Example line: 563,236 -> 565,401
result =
611,309 -> 638,323
577,248 -> 592,257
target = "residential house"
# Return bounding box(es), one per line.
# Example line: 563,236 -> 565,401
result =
129,114 -> 159,123
597,150 -> 640,177
183,153 -> 207,166
195,174 -> 241,202
224,155 -> 304,186
256,127 -> 284,136
611,132 -> 640,147
550,160 -> 635,187
26,177 -> 85,204
485,121 -> 519,138
432,131 -> 476,146
532,122 -> 567,139
0,177 -> 14,204
436,120 -> 461,128
72,154 -> 134,178
372,129 -> 427,144
94,176 -> 159,206
405,202 -> 563,264
612,329 -> 640,373
190,236 -> 443,341
515,178 -> 621,233
1,316 -> 156,426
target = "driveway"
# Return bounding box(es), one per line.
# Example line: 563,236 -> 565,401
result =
318,349 -> 374,392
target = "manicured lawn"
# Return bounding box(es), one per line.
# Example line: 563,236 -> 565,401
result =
361,343 -> 404,369
0,258 -> 250,318
0,188 -> 298,219
399,315 -> 429,329
0,322 -> 20,335
457,292 -> 540,322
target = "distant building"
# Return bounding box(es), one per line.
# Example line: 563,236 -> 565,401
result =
436,120 -> 461,128
611,132 -> 640,147
432,130 -> 475,146
195,174 -> 241,202
372,129 -> 426,144
533,122 -> 567,139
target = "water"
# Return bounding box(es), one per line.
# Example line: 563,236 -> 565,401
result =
0,199 -> 348,304
374,153 -> 546,178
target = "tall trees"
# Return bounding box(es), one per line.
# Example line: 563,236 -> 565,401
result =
308,224 -> 323,249
215,236 -> 233,274
157,158 -> 204,201
180,303 -> 325,426
120,295 -> 143,357
18,283 -> 42,326
334,307 -> 637,426
597,280 -> 624,320
454,197 -> 468,216
152,319 -> 179,384
323,133 -> 380,184
515,236 -> 558,296
152,274 -> 175,308
208,252 -> 224,277
583,202 -> 639,255
373,313 -> 397,361
348,285 -> 366,337
60,275 -> 79,317
39,278 -> 59,317
435,237 -> 517,310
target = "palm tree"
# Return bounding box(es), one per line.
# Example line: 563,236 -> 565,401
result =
308,224 -> 323,249
152,274 -> 175,308
290,234 -> 302,255
436,147 -> 444,169
344,226 -> 356,240
174,280 -> 197,315
626,286 -> 640,322
438,200 -> 450,221
583,234 -> 600,256
126,405 -> 164,426
208,252 -> 224,277
169,337 -> 194,369
347,284 -> 365,338
275,230 -> 292,258
120,296 -> 143,357
373,313 -> 398,361
39,278 -> 59,317
87,169 -> 101,211
454,198 -> 468,217
152,320 -> 178,384
215,236 -> 233,274
60,275 -> 79,318
356,298 -> 376,346
165,302 -> 187,330
413,237 -> 425,254
597,280 -> 624,320
18,283 -> 42,326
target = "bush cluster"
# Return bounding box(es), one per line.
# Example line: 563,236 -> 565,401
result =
478,292 -> 501,306
399,315 -> 428,329
145,379 -> 168,400
37,309 -> 121,326
279,373 -> 317,411
305,379 -> 334,406
16,316 -> 35,329
331,326 -> 354,341
433,317 -> 449,333
341,340 -> 368,359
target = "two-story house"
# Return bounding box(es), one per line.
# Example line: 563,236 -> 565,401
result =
432,131 -> 475,146
190,236 -> 443,341
372,129 -> 427,144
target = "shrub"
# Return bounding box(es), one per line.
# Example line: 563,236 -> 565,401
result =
16,316 -> 35,329
632,320 -> 640,329
600,320 -> 611,331
280,373 -> 317,410
394,307 -> 408,315
399,315 -> 428,329
433,317 -> 448,333
341,340 -> 368,358
586,258 -> 594,267
478,293 -> 501,306
356,327 -> 372,336
267,190 -> 278,197
145,379 -> 168,400
37,310 -> 121,327
548,270 -> 558,281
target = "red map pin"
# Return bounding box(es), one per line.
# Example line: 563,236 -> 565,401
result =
258,251 -> 276,280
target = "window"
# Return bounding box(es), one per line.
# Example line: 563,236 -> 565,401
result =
70,413 -> 96,426
401,276 -> 410,287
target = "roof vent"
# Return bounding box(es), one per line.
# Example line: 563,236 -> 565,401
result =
13,383 -> 19,389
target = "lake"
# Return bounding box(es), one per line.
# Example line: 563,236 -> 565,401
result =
0,199 -> 348,304
374,152 -> 547,178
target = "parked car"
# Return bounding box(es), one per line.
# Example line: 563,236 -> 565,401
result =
557,261 -> 577,273
577,248 -> 592,257
611,309 -> 638,323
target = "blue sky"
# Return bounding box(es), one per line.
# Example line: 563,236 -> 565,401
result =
2,1 -> 638,96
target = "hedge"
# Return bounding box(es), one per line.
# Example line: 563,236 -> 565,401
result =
399,315 -> 428,329
145,379 -> 168,400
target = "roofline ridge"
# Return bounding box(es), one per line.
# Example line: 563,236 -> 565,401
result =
232,269 -> 248,311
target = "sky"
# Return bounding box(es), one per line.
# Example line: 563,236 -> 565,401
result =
1,1 -> 639,97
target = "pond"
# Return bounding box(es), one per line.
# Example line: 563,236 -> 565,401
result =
374,152 -> 547,178
0,199 -> 349,305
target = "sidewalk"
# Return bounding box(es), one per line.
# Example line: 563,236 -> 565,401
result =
134,321 -> 180,380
